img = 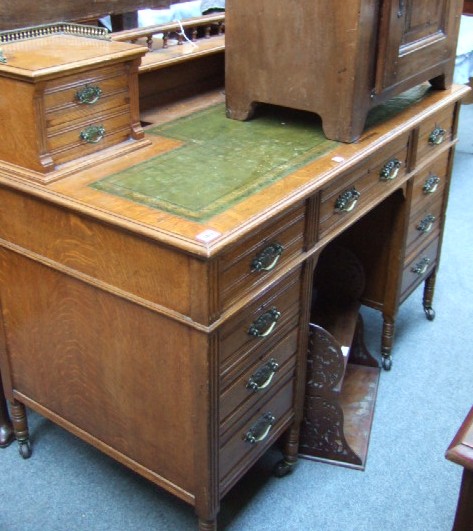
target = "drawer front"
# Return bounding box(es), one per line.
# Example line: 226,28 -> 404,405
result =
44,64 -> 130,129
416,104 -> 455,163
410,149 -> 450,210
318,135 -> 409,240
46,108 -> 132,165
405,197 -> 443,252
220,326 -> 298,434
219,268 -> 302,375
219,376 -> 294,486
219,202 -> 305,311
400,237 -> 440,300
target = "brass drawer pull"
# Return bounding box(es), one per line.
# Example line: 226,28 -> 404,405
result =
75,84 -> 102,105
251,243 -> 284,272
334,187 -> 361,213
423,175 -> 440,194
411,257 -> 430,276
80,125 -> 105,144
244,412 -> 276,444
380,158 -> 401,181
428,127 -> 446,145
248,308 -> 281,338
246,358 -> 280,392
417,214 -> 436,234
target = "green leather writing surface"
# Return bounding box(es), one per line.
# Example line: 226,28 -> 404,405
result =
91,104 -> 338,221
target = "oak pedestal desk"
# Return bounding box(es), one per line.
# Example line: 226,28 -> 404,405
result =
0,42 -> 468,528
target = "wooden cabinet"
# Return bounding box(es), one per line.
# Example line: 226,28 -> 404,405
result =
0,23 -> 149,182
225,0 -> 463,142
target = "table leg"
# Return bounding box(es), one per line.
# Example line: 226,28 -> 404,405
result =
10,400 -> 32,458
0,376 -> 14,448
452,469 -> 473,531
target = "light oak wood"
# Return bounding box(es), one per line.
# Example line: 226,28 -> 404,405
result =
0,19 -> 470,529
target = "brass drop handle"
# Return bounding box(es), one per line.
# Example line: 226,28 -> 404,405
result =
334,188 -> 361,213
248,308 -> 281,338
244,412 -> 276,444
80,125 -> 105,144
417,214 -> 436,234
423,175 -> 441,194
251,243 -> 284,272
429,127 -> 446,145
246,358 -> 280,392
75,85 -> 102,104
380,159 -> 401,181
411,257 -> 430,276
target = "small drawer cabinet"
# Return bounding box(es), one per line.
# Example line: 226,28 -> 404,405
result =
0,23 -> 149,182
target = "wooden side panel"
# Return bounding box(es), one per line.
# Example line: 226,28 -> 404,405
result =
0,246 -> 200,494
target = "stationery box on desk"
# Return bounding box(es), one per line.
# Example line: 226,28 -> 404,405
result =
0,24 -> 150,183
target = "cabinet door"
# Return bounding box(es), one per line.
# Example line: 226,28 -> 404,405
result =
375,0 -> 462,94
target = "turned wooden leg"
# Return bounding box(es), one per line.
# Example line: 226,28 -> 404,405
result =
9,400 -> 32,459
423,269 -> 436,321
0,377 -> 14,448
198,518 -> 217,531
381,315 -> 395,371
273,425 -> 299,477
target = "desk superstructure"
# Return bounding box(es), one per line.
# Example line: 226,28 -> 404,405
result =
0,21 -> 469,531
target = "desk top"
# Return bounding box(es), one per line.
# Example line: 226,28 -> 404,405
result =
0,83 -> 469,257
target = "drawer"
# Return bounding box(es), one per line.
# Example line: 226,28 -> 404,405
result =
318,135 -> 409,240
219,267 -> 302,375
220,326 -> 298,434
46,108 -> 132,165
405,197 -> 443,251
410,149 -> 450,210
219,202 -> 306,311
400,237 -> 440,300
44,64 -> 130,129
416,103 -> 455,163
219,375 -> 294,486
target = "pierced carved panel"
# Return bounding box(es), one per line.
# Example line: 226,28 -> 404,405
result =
299,395 -> 361,466
306,323 -> 344,395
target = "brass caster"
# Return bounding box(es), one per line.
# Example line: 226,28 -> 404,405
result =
382,356 -> 392,371
18,440 -> 32,459
273,459 -> 296,478
424,306 -> 435,321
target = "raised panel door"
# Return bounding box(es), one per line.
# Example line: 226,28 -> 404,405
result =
375,0 -> 462,95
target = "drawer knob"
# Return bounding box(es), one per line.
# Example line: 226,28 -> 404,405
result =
380,159 -> 401,181
248,308 -> 281,338
244,412 -> 276,444
75,84 -> 102,105
423,175 -> 440,194
411,257 -> 430,276
80,125 -> 105,144
428,127 -> 446,145
334,188 -> 360,213
251,243 -> 284,272
417,214 -> 436,234
246,358 -> 280,392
